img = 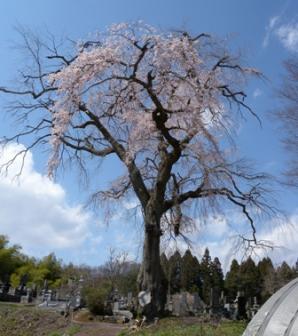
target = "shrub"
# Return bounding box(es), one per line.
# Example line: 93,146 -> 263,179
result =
83,285 -> 111,315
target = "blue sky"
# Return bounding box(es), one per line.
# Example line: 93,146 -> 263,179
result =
0,0 -> 297,271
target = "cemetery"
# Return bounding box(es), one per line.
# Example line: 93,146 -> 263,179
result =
1,243 -> 298,335
0,1 -> 297,335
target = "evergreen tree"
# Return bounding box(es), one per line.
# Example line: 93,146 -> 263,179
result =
239,257 -> 260,299
168,251 -> 182,293
276,261 -> 296,288
210,257 -> 224,290
225,259 -> 240,301
200,248 -> 212,303
257,257 -> 276,302
180,249 -> 201,293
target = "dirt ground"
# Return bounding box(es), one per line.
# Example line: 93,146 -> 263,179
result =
73,321 -> 124,336
0,303 -> 125,336
0,303 -> 69,336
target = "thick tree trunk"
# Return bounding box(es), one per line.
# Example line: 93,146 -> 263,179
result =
137,213 -> 167,320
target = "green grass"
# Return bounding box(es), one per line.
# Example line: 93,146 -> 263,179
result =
118,318 -> 246,336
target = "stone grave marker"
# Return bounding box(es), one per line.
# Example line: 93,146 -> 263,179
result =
172,294 -> 180,316
188,292 -> 205,313
8,287 -> 15,296
166,294 -> 173,313
210,287 -> 221,315
234,291 -> 247,320
127,292 -> 132,305
180,292 -> 188,315
186,292 -> 196,313
171,292 -> 188,316
113,301 -> 119,312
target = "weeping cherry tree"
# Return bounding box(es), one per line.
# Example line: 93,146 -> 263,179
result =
0,23 -> 275,317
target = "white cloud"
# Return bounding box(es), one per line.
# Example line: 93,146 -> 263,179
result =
204,212 -> 298,272
256,212 -> 298,266
275,22 -> 298,52
263,13 -> 298,52
253,88 -> 262,98
196,214 -> 229,239
263,15 -> 280,48
109,197 -> 142,224
0,143 -> 93,257
269,16 -> 280,29
161,209 -> 298,273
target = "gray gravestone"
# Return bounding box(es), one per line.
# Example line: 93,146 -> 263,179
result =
172,294 -> 181,316
210,287 -> 222,313
171,293 -> 188,316
113,301 -> 119,312
234,291 -> 246,320
186,292 -> 203,313
180,292 -> 188,315
127,292 -> 132,305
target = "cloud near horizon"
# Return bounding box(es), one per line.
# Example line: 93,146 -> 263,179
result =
161,209 -> 298,273
0,143 -> 297,271
0,143 -> 94,258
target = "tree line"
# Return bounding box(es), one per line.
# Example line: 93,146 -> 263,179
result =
0,235 -> 139,297
0,235 -> 75,290
161,248 -> 298,305
1,234 -> 297,306
161,248 -> 297,304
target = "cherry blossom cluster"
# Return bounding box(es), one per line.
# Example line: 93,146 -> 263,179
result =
48,22 -> 253,180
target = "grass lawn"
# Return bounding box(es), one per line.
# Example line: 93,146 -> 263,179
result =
118,318 -> 247,336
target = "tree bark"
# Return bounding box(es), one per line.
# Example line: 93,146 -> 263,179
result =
137,210 -> 167,319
